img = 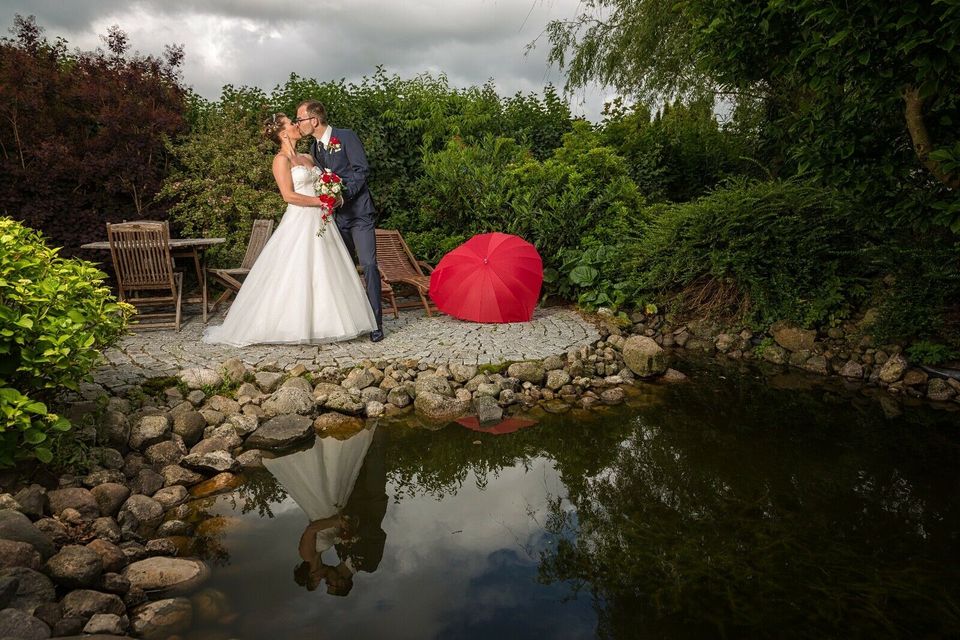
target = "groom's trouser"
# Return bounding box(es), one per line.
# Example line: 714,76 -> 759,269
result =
338,218 -> 383,329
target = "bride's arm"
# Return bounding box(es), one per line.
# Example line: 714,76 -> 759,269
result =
272,155 -> 327,208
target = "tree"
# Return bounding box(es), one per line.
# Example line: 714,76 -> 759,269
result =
0,15 -> 187,251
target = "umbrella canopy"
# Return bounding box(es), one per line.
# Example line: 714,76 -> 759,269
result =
429,232 -> 543,323
455,416 -> 539,435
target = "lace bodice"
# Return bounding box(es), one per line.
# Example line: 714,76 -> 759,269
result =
291,164 -> 320,196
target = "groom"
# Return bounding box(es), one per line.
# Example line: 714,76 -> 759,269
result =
296,100 -> 384,342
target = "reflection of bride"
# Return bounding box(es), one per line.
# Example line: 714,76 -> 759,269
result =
262,427 -> 376,594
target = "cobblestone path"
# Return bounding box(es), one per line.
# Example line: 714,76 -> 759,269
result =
93,307 -> 601,393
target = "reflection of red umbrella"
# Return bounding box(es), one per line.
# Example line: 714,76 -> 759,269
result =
455,416 -> 538,435
429,232 -> 543,323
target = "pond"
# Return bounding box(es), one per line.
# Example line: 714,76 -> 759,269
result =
179,359 -> 960,639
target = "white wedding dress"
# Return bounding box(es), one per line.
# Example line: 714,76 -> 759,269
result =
263,428 -> 376,551
203,164 -> 377,346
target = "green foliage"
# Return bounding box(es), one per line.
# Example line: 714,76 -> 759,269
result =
630,179 -> 865,327
906,341 -> 956,367
601,96 -> 758,202
0,217 -> 132,466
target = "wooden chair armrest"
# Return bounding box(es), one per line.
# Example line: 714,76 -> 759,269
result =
417,260 -> 435,273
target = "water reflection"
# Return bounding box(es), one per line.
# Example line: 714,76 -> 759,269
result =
262,426 -> 387,597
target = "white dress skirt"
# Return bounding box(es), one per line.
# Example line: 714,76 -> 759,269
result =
203,165 -> 377,346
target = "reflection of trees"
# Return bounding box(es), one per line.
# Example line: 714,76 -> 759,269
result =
537,374 -> 960,639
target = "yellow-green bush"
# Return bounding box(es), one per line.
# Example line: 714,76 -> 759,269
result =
0,217 -> 132,465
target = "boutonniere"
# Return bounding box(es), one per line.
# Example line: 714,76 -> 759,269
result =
326,136 -> 343,154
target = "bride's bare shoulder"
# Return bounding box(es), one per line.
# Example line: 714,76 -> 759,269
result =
297,153 -> 316,167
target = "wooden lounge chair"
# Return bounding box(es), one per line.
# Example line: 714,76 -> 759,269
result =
375,228 -> 438,316
207,219 -> 274,311
107,221 -> 183,331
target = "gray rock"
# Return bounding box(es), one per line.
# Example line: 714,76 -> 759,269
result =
770,322 -> 817,353
879,353 -> 908,384
600,387 -> 626,405
0,511 -> 54,559
160,465 -> 204,488
507,362 -> 546,385
715,333 -> 737,353
181,451 -> 239,474
124,557 -> 209,594
262,387 -> 315,416
0,607 -> 50,639
0,576 -> 16,609
928,378 -> 956,402
414,391 -> 470,423
449,364 -> 479,383
761,344 -> 788,365
128,416 -> 170,451
117,496 -> 163,540
60,589 -> 125,618
542,355 -> 565,372
82,469 -> 126,489
414,375 -> 453,398
621,336 -> 667,377
254,371 -> 284,393
342,368 -> 376,390
386,388 -> 411,408
45,546 -> 103,589
90,484 -> 130,518
144,440 -> 187,468
130,470 -> 164,497
473,396 -> 503,424
544,369 -> 571,391
205,395 -> 241,416
83,613 -> 126,635
245,415 -> 314,451
476,383 -> 501,398
0,567 -> 55,613
236,450 -> 264,470
226,414 -> 259,437
144,539 -> 178,557
47,488 -> 100,522
171,411 -> 206,446
12,487 -> 47,520
157,520 -> 193,537
0,540 -> 41,571
32,519 -> 68,549
98,411 -> 131,450
89,518 -> 122,545
150,486 -> 187,511
365,401 -> 386,418
129,597 -> 193,638
803,355 -> 829,376
360,387 -> 388,404
179,367 -> 221,390
219,357 -> 247,384
86,540 -> 126,575
839,361 -> 864,379
186,389 -> 206,405
314,384 -> 364,415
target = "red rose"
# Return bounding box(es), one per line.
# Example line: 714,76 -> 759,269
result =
331,173 -> 342,183
329,136 -> 340,145
318,194 -> 337,208
321,172 -> 333,184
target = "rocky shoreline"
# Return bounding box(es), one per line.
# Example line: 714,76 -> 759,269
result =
0,311 -> 954,639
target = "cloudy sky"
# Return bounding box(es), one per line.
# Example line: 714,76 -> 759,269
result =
1,0 -> 612,121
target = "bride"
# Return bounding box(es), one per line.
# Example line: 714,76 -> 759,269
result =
203,114 -> 377,346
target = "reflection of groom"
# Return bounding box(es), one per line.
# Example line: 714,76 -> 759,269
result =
336,426 -> 388,579
295,99 -> 384,342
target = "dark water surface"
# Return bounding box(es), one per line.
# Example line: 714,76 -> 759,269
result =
183,361 -> 960,639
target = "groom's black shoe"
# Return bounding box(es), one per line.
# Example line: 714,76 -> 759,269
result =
370,328 -> 385,343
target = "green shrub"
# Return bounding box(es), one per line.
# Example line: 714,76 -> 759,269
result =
906,341 -> 956,367
0,218 -> 132,465
630,179 -> 866,328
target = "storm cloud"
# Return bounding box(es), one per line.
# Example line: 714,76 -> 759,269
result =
0,0 -> 610,120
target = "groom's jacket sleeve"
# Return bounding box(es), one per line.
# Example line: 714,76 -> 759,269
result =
339,129 -> 370,202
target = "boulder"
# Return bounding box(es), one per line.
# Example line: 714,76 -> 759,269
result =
839,361 -> 864,379
262,387 -> 315,416
770,322 -> 817,353
189,473 -> 241,499
0,511 -> 54,559
89,484 -> 130,519
178,368 -> 221,390
181,451 -> 239,474
386,388 -> 411,408
342,368 -> 376,390
621,336 -> 667,377
47,488 -> 100,522
0,540 -> 41,571
60,589 -> 126,619
0,567 -> 55,613
472,396 -> 503,424
44,546 -> 104,589
544,369 -> 571,391
117,496 -> 163,540
123,557 -> 210,594
245,415 -> 314,451
129,597 -> 193,638
128,416 -> 170,451
0,607 -> 50,639
83,613 -> 127,635
254,372 -> 284,393
160,465 -> 204,488
414,391 -> 470,423
12,486 -> 47,520
171,411 -> 206,446
506,362 -> 546,385
878,353 -> 908,384
219,358 -> 247,384
414,375 -> 453,398
928,378 -> 956,402
86,540 -> 127,575
313,384 -> 364,415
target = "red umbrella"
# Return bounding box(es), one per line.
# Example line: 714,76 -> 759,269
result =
455,416 -> 539,435
429,232 -> 543,323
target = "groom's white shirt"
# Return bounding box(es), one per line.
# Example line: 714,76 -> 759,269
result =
318,124 -> 332,149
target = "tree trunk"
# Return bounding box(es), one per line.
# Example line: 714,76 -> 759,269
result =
903,85 -> 959,190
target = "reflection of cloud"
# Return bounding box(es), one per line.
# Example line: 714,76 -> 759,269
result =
0,0 -> 610,121
205,456 -> 594,639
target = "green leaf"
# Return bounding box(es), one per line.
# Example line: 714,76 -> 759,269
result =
23,429 -> 46,445
34,447 -> 53,464
569,265 -> 600,287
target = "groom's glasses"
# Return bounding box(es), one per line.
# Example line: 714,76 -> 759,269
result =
292,116 -> 317,124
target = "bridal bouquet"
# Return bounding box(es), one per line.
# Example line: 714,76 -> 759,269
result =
314,169 -> 344,237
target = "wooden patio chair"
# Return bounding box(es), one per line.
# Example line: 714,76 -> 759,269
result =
375,228 -> 438,316
207,219 -> 274,311
107,221 -> 183,331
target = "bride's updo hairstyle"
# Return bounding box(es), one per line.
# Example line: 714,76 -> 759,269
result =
262,113 -> 287,145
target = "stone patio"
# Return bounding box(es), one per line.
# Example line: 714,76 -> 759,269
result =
92,306 -> 601,394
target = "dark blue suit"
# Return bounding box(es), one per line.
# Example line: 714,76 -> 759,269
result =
310,127 -> 382,329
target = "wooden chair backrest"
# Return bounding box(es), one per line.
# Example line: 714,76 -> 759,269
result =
106,221 -> 176,293
375,229 -> 425,280
240,219 -> 274,270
